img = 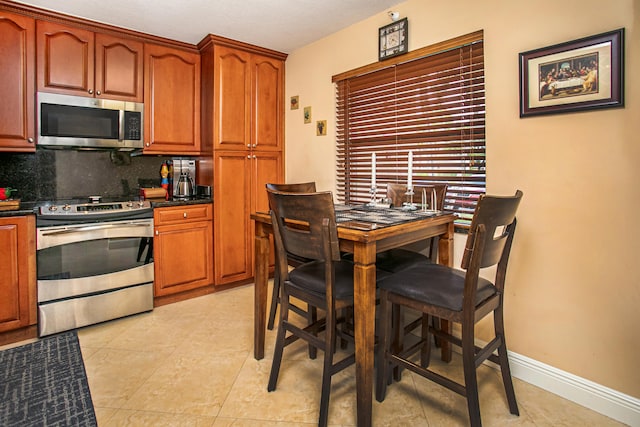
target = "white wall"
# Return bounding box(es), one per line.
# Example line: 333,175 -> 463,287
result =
284,0 -> 640,399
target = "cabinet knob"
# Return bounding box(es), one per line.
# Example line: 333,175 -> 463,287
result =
247,155 -> 251,159
155,230 -> 159,236
96,90 -> 101,95
183,212 -> 187,218
247,144 -> 251,148
88,89 -> 94,94
252,144 -> 257,148
253,155 -> 257,159
27,137 -> 34,143
146,142 -> 150,147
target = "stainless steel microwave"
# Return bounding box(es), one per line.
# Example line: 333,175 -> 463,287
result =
37,92 -> 144,151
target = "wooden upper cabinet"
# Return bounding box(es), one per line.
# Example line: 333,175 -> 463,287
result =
94,33 -> 143,102
211,46 -> 284,152
213,45 -> 251,151
144,43 -> 201,154
0,11 -> 35,152
36,21 -> 143,101
252,54 -> 283,152
37,21 -> 95,96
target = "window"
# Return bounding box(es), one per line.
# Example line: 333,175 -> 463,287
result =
333,31 -> 485,228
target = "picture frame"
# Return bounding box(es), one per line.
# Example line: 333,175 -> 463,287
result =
316,120 -> 327,136
379,17 -> 408,61
290,95 -> 299,110
519,28 -> 624,117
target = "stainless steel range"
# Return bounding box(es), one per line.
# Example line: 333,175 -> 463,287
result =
36,197 -> 155,336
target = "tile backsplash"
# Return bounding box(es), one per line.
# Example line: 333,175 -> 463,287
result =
0,150 -> 173,202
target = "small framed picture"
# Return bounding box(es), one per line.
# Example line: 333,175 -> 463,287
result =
304,106 -> 312,124
316,120 -> 327,136
290,95 -> 299,110
519,28 -> 624,117
379,18 -> 408,61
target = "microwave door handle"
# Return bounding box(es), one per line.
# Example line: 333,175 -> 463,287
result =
118,110 -> 124,141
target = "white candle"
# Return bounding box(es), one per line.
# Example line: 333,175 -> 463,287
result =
407,151 -> 413,190
371,153 -> 376,188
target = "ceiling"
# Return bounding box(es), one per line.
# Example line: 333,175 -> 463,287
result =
12,0 -> 399,53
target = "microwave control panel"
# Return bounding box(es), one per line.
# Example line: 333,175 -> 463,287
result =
124,111 -> 142,140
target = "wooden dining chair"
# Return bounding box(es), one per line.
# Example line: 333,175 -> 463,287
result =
377,182 -> 448,272
379,183 -> 449,347
376,190 -> 523,427
265,182 -> 317,331
266,189 -> 358,427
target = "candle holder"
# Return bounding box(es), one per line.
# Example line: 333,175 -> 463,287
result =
366,186 -> 378,207
401,187 -> 417,211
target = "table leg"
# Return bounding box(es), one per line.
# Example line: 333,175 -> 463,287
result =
352,242 -> 377,427
254,221 -> 269,360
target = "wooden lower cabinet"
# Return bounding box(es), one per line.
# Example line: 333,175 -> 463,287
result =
153,204 -> 213,302
213,150 -> 281,285
0,215 -> 36,343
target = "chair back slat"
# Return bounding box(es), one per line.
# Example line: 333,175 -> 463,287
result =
267,190 -> 339,263
266,182 -> 317,193
461,190 -> 523,270
387,183 -> 447,210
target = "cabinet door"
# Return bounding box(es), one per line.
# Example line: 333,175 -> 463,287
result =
214,45 -> 251,151
0,216 -> 36,333
252,151 -> 283,214
37,21 -> 94,96
154,218 -> 213,297
214,151 -> 252,285
0,12 -> 35,152
95,33 -> 143,102
252,151 -> 282,270
252,54 -> 284,152
144,44 -> 201,154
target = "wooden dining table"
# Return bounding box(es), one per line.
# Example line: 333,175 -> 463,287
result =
251,205 -> 456,427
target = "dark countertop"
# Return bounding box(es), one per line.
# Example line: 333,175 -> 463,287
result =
150,197 -> 212,208
0,198 -> 212,218
0,201 -> 38,217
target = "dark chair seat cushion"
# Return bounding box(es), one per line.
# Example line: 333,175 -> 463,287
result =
289,260 -> 391,300
377,263 -> 496,311
376,248 -> 431,273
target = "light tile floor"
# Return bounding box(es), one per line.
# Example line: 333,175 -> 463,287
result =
75,283 -> 627,426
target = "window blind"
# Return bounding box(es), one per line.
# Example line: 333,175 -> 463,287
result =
335,35 -> 485,228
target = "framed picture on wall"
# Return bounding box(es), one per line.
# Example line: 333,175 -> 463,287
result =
316,120 -> 327,136
519,28 -> 624,117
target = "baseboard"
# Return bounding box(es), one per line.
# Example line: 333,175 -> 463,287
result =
497,350 -> 640,426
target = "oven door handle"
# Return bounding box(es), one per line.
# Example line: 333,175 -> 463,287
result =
40,222 -> 151,236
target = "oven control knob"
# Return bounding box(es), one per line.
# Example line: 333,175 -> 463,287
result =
48,205 -> 58,212
62,204 -> 71,211
138,201 -> 145,207
126,202 -> 134,208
